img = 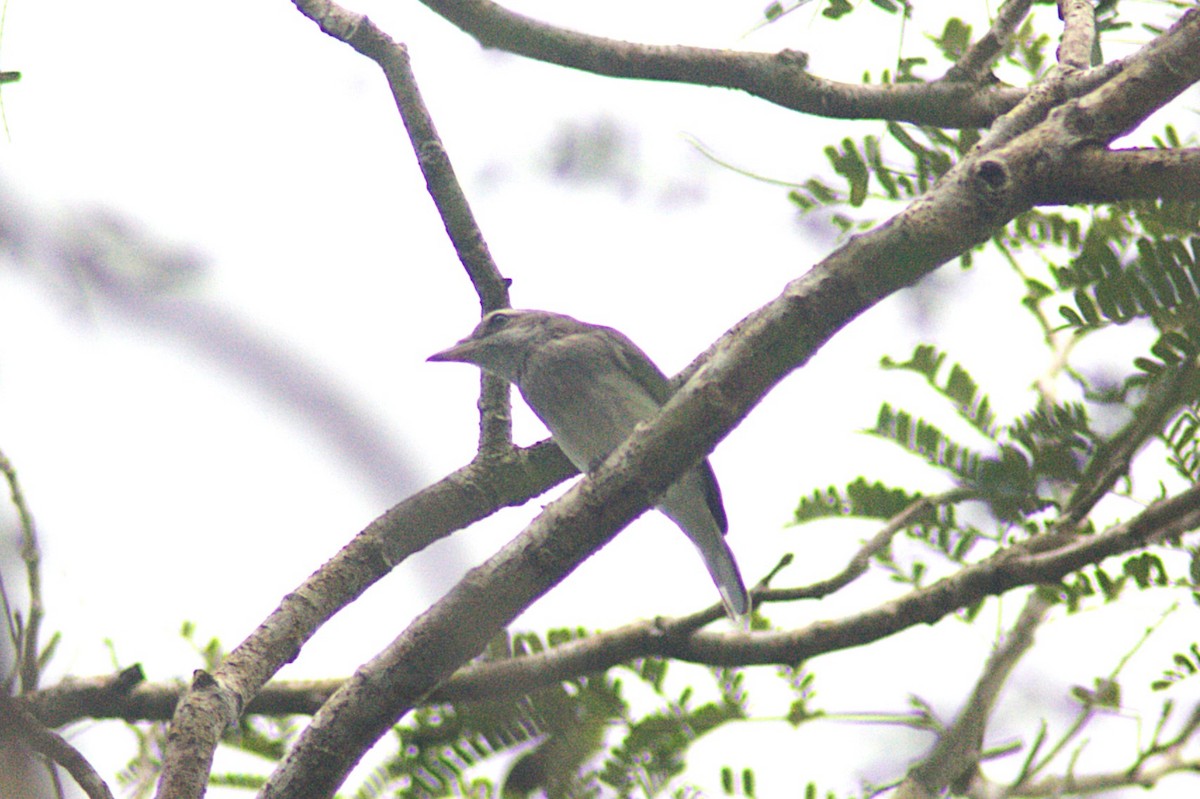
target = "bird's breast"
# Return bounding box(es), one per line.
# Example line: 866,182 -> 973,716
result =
520,359 -> 661,473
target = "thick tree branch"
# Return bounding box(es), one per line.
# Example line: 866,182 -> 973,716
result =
1055,0 -> 1096,72
972,0 -> 1095,155
22,672 -> 331,727
151,443 -> 572,799
22,667 -> 151,727
0,693 -> 114,799
416,0 -> 1126,130
415,477 -> 1200,694
1031,147 -> 1200,204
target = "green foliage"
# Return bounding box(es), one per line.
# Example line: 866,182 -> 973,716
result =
822,0 -> 853,21
1123,552 -> 1170,589
1043,553 -> 1170,613
794,477 -> 978,564
778,664 -> 821,726
1037,169 -> 1200,340
884,123 -> 957,191
787,177 -> 842,214
794,477 -> 926,524
801,782 -> 841,799
720,765 -> 760,797
824,138 -> 870,207
929,18 -> 971,63
1150,642 -> 1200,690
1006,402 -> 1093,485
599,668 -> 746,797
790,336 -> 1186,589
1069,677 -> 1121,710
209,773 -> 267,790
880,345 -> 998,437
1055,234 -> 1200,331
343,631 -> 753,799
790,124 -> 973,233
871,394 -> 1036,520
115,721 -> 169,799
996,209 -> 1083,257
1005,17 -> 1051,76
222,717 -> 297,764
699,25 -> 1199,788
374,677 -> 613,798
180,620 -> 225,673
757,0 -> 909,26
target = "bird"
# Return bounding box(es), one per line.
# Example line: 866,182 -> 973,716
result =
428,308 -> 749,623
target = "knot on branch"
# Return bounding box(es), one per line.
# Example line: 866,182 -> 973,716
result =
975,159 -> 1010,191
773,49 -> 809,71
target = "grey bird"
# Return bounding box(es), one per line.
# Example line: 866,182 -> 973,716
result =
428,309 -> 749,622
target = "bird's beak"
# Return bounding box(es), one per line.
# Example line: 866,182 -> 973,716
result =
427,338 -> 478,363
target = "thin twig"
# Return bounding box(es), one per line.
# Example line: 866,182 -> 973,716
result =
1061,360 -> 1200,529
0,447 -> 45,694
898,592 -> 1052,798
291,0 -> 515,455
944,0 -> 1034,83
769,488 -> 977,601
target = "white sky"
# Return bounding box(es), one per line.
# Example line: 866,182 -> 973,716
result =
0,1 -> 1197,797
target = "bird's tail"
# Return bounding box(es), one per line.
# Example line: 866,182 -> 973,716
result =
658,472 -> 750,625
697,534 -> 751,626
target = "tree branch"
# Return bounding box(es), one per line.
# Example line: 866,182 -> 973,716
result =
897,592 -> 1052,799
305,0 -> 517,456
1004,732 -> 1200,796
309,7 -> 508,312
768,489 -> 978,602
0,447 -> 46,695
1055,0 -> 1096,72
255,10 -> 1200,796
415,0 -> 1122,130
971,13 -> 1093,154
1031,147 -> 1200,205
0,693 -> 115,799
1062,361 -> 1200,529
29,476 -> 1200,729
423,477 -> 1200,691
151,443 -> 572,799
944,0 -> 1034,83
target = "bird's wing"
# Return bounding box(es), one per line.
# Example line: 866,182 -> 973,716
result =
599,326 -> 675,405
696,462 -> 729,535
600,327 -> 729,535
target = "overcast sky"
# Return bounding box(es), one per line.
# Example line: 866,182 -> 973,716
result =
1,2 -> 1197,797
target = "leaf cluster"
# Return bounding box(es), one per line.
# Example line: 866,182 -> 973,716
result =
344,631 -> 756,799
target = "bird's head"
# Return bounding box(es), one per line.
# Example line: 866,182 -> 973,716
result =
428,309 -> 579,383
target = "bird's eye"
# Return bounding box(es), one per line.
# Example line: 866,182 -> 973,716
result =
484,312 -> 511,332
